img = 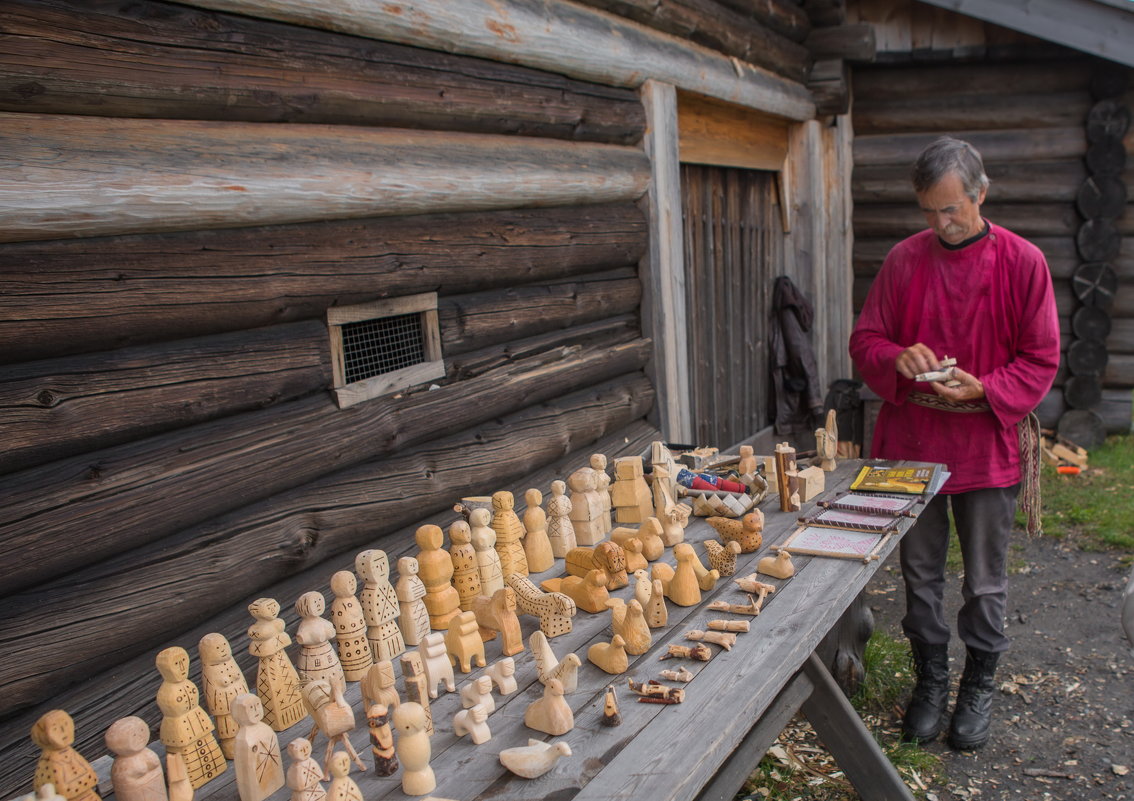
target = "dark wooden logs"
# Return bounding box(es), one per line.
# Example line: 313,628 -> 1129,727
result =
1036,388 -> 1132,433
854,203 -> 1080,239
808,59 -> 850,116
1086,100 -> 1132,144
854,160 -> 1086,203
1077,174 -> 1128,219
0,338 -> 652,596
804,23 -> 876,62
0,0 -> 644,144
1105,354 -> 1134,386
853,128 -> 1087,167
852,62 -> 1094,102
801,0 -> 846,28
1064,375 -> 1103,409
1057,409 -> 1107,450
0,203 -> 648,363
1076,218 -> 1122,263
715,0 -> 812,42
1085,139 -> 1128,174
852,92 -> 1092,136
1071,305 -> 1113,341
1067,339 -> 1109,376
1071,262 -> 1119,308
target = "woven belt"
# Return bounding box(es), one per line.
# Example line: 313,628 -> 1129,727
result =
908,391 -> 992,413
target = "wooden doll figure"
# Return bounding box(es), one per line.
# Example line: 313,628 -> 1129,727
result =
447,520 -> 483,611
165,754 -> 192,801
329,571 -> 373,681
611,456 -> 653,524
521,488 -> 555,573
469,508 -> 505,595
567,467 -> 605,546
414,524 -> 461,629
294,591 -> 345,687
393,703 -> 436,797
399,651 -> 434,736
31,710 -> 100,801
155,646 -> 226,789
325,752 -> 363,801
360,660 -> 400,712
395,556 -> 431,647
247,598 -> 308,732
232,694 -> 284,801
366,704 -> 398,777
355,549 -> 405,662
198,632 -> 249,760
285,738 -> 326,801
106,716 -> 165,801
546,480 -> 577,558
589,453 -> 614,535
491,490 -> 530,577
737,444 -> 757,477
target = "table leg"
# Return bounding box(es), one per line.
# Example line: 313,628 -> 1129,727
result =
816,591 -> 876,696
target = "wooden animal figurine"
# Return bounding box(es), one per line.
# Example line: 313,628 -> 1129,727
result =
198,632 -> 249,760
491,490 -> 530,577
446,520 -> 482,612
757,550 -> 795,579
452,703 -> 492,745
285,739 -> 325,801
300,677 -> 365,776
796,465 -> 826,501
500,740 -> 573,778
393,703 -> 436,796
366,704 -> 398,777
472,586 -> 524,656
444,609 -> 487,672
737,444 -> 757,476
567,467 -> 606,545
687,546 -> 720,591
611,519 -> 664,562
155,648 -> 226,789
601,685 -> 622,726
521,488 -> 555,573
709,619 -> 750,632
294,592 -> 345,687
632,569 -> 652,607
611,456 -> 654,523
540,568 -> 609,614
355,549 -> 405,662
399,651 -> 434,736
247,598 -> 307,732
733,577 -> 775,613
703,539 -> 742,577
232,694 -> 285,801
360,660 -> 400,712
325,752 -> 363,801
469,508 -> 505,595
413,525 -> 461,630
815,408 -> 838,471
652,465 -> 691,546
565,541 -> 629,589
530,630 -> 582,694
395,557 -> 431,647
417,632 -> 456,697
106,716 -> 165,801
646,578 -> 668,628
708,595 -> 762,616
657,543 -> 703,606
660,643 -> 712,662
620,537 -> 649,573
165,754 -> 193,801
589,453 -> 614,534
658,666 -> 694,682
486,657 -> 517,695
774,441 -> 798,512
587,634 -> 629,675
524,678 -> 574,735
327,572 -> 373,682
506,572 -> 576,638
546,479 -> 577,557
707,511 -> 765,553
606,598 -> 651,655
686,629 -> 737,651
459,675 -> 496,715
628,679 -> 684,704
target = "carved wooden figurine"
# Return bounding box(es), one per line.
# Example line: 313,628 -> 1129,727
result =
530,631 -> 582,694
366,704 -> 398,777
443,609 -> 487,672
709,619 -> 750,632
816,408 -> 838,472
587,634 -> 629,675
606,598 -> 651,655
500,740 -> 573,778
491,490 -> 530,577
325,752 -> 363,801
656,543 -> 703,606
708,595 -> 762,616
757,550 -> 795,579
472,587 -> 524,656
775,441 -> 800,512
565,541 -> 629,589
355,549 -> 405,662
414,525 -> 461,630
733,577 -> 775,613
232,694 -> 284,801
29,785 -> 67,801
446,520 -> 482,611
106,716 -> 165,801
452,704 -> 492,745
546,480 -> 577,557
737,444 -> 757,477
165,754 -> 193,801
506,572 -> 575,638
198,632 -> 249,760
155,647 -> 226,789
707,511 -> 764,553
247,598 -> 307,732
521,488 -> 555,573
567,467 -> 606,546
328,572 -> 373,682
658,666 -> 694,682
31,712 -> 101,801
524,678 -> 574,735
633,569 -> 652,607
685,545 -> 720,591
627,679 -> 684,704
660,643 -> 712,662
611,456 -> 653,524
459,675 -> 496,716
417,632 -> 456,697
487,657 -> 518,695
360,660 -> 400,712
652,465 -> 691,546
393,703 -> 436,796
285,739 -> 326,801
469,508 -> 505,595
399,651 -> 434,736
294,592 -> 345,687
601,684 -> 622,726
395,557 -> 431,648
686,629 -> 736,651
589,453 -> 614,535
703,539 -> 742,576
611,519 -> 664,562
540,568 -> 609,614
795,465 -> 826,502
646,578 -> 668,628
620,537 -> 649,573
300,677 -> 365,776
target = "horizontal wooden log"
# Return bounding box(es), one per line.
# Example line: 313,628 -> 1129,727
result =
1077,173 -> 1128,219
0,0 -> 644,144
853,127 -> 1087,167
1064,374 -> 1103,409
853,160 -> 1086,204
716,0 -> 811,42
1086,139 -> 1127,174
854,236 -> 1079,279
1077,218 -> 1122,263
853,92 -> 1092,136
1106,354 -> 1134,387
1,113 -> 651,244
808,58 -> 850,116
176,0 -> 815,121
0,203 -> 647,363
802,0 -> 845,27
1034,389 -> 1130,434
853,202 -> 1080,239
805,23 -> 875,61
0,338 -> 652,596
1108,319 -> 1134,354
852,61 -> 1093,101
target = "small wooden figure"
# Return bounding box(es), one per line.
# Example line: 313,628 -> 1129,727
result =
295,592 -> 345,687
521,488 -> 555,573
611,456 -> 653,524
686,629 -> 736,651
646,578 -> 668,628
606,598 -> 651,655
393,703 -> 436,796
165,754 -> 193,801
395,557 -> 431,648
567,467 -> 606,545
658,666 -> 694,682
658,543 -> 703,606
399,651 -> 434,736
632,569 -> 652,608
707,595 -> 762,616
414,525 -> 461,630
774,442 -> 797,512
530,631 -> 582,694
360,660 -> 400,712
328,572 -> 373,682
589,453 -> 614,535
601,685 -> 622,727
587,634 -> 629,675
459,675 -> 496,715
366,704 -> 398,777
546,480 -> 577,557
300,677 -> 365,776
500,740 -> 573,778
524,678 -> 574,735
757,550 -> 795,579
155,648 -> 226,789
660,644 -> 712,662
444,610 -> 487,673
708,619 -> 750,632
325,752 -> 363,801
707,511 -> 764,553
31,712 -> 101,801
452,703 -> 492,745
540,568 -> 609,614
620,537 -> 649,573
565,541 -> 628,589
796,465 -> 826,501
447,520 -> 483,612
652,465 -> 691,546
106,716 -> 165,801
232,694 -> 284,801
686,546 -> 720,591
737,444 -> 757,476
470,508 -> 505,595
285,739 -> 325,801
486,657 -> 517,695
506,573 -> 575,638
491,490 -> 530,577
611,519 -> 664,562
627,679 -> 684,704
816,408 -> 838,472
417,632 -> 456,697
198,632 -> 249,760
472,587 -> 524,656
733,577 -> 775,613
29,785 -> 67,801
703,539 -> 742,577
355,549 -> 405,662
247,598 -> 307,732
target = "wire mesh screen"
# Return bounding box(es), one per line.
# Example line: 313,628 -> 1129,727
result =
341,313 -> 425,384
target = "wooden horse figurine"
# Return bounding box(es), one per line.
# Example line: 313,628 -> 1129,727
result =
472,586 -> 524,656
506,573 -> 576,638
444,610 -> 487,673
300,676 -> 366,777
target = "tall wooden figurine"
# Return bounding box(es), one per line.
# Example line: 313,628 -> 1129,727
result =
611,456 -> 653,524
447,520 -> 483,611
106,716 -> 166,801
232,694 -> 284,801
521,488 -> 555,573
199,632 -> 249,760
355,549 -> 405,662
774,442 -> 797,512
329,571 -> 373,681
399,651 -> 434,736
31,710 -> 100,801
247,598 -> 307,732
414,524 -> 461,629
285,739 -> 325,801
367,704 -> 398,777
469,508 -> 504,595
360,660 -> 400,712
589,453 -> 613,535
393,703 -> 435,797
155,647 -> 226,789
546,480 -> 577,558
491,490 -> 530,577
294,591 -> 345,687
165,754 -> 192,801
395,556 -> 431,647
737,444 -> 757,476
567,467 -> 605,546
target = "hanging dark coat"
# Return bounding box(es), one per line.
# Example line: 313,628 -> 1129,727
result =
770,275 -> 825,434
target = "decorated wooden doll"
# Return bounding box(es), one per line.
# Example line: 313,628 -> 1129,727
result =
329,570 -> 373,681
447,519 -> 483,611
589,453 -> 614,535
232,693 -> 284,801
567,467 -> 605,546
285,738 -> 326,801
155,646 -> 226,789
395,556 -> 431,647
414,524 -> 461,629
521,488 -> 555,573
198,632 -> 249,760
105,716 -> 165,801
355,548 -> 405,662
546,480 -> 577,558
469,508 -> 504,595
294,591 -> 345,686
491,490 -> 529,577
31,709 -> 100,801
247,597 -> 307,732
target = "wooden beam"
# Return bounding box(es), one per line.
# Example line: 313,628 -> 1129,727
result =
853,127 -> 1087,166
805,23 -> 877,61
677,91 -> 790,171
853,91 -> 1092,135
854,202 -> 1082,239
175,0 -> 815,121
717,0 -> 813,42
853,160 -> 1088,203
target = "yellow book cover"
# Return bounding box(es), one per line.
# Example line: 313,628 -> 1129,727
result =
850,464 -> 938,495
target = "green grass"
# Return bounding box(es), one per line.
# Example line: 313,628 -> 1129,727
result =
1034,435 -> 1134,551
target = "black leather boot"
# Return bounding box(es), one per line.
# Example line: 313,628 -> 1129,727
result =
948,647 -> 1000,750
902,640 -> 950,743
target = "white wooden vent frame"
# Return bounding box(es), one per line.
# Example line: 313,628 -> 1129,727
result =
328,293 -> 444,409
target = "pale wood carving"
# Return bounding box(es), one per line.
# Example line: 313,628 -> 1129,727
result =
247,598 -> 307,732
733,576 -> 776,613
491,491 -> 530,577
601,685 -> 622,727
328,572 -> 373,682
393,703 -> 436,796
300,677 -> 365,776
399,652 -> 434,736
737,445 -> 757,476
446,521 -> 482,612
521,488 -> 555,574
294,592 -> 345,687
620,537 -> 649,573
452,703 -> 492,745
611,456 -> 653,524
165,754 -> 193,801
232,694 -> 284,801
706,511 -> 764,553
587,634 -> 629,675
685,629 -> 736,650
155,648 -> 226,789
459,675 -> 496,715
611,518 -> 664,561
816,408 -> 838,472
413,525 -> 461,630
757,550 -> 796,579
395,557 -> 431,648
646,578 -> 668,628
417,632 -> 456,698
658,666 -> 694,682
325,752 -> 363,801
796,465 -> 825,501
530,631 -> 582,694
500,740 -> 573,778
686,546 -> 720,591
708,619 -> 750,632
285,738 -> 325,801
469,508 -> 505,595
632,569 -> 652,608
546,480 -> 577,557
360,660 -> 400,713
774,441 -> 797,512
707,595 -> 762,616
606,598 -> 652,655
589,453 -> 614,535
540,568 -> 610,614
659,643 -> 712,661
366,705 -> 398,778
523,678 -> 574,735
628,679 -> 685,703
658,543 -> 702,606
355,550 -> 405,662
198,632 -> 249,761
106,716 -> 166,801
703,539 -> 742,576
567,467 -> 606,546
33,784 -> 67,801
564,541 -> 629,589
472,587 -> 524,656
486,657 -> 518,696
443,610 -> 487,672
506,572 -> 575,637
652,465 -> 691,546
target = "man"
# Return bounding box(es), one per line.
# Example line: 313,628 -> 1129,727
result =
849,137 -> 1059,750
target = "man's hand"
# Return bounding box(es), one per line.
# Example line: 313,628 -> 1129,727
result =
895,343 -> 939,380
932,367 -> 985,402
